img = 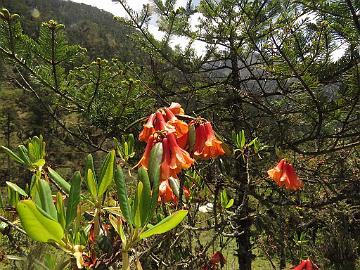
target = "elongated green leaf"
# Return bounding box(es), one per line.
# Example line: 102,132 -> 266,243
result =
139,210 -> 188,240
124,142 -> 129,157
138,167 -> 151,225
8,186 -> 19,207
86,169 -> 98,200
28,142 -> 36,162
17,200 -> 64,243
128,134 -> 135,157
226,199 -> 234,209
239,130 -> 245,148
48,167 -> 71,194
133,182 -> 143,228
66,171 -> 81,228
97,150 -> 115,197
32,159 -> 45,168
84,154 -> 96,183
55,192 -> 66,229
114,166 -> 132,224
6,182 -> 28,197
18,145 -> 31,166
220,189 -> 228,208
1,146 -> 24,165
34,179 -> 57,220
168,177 -> 180,198
149,142 -> 163,217
109,215 -> 126,245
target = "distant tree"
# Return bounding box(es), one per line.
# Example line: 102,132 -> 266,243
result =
114,0 -> 360,269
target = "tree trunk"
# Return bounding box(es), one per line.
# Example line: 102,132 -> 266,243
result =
234,159 -> 252,270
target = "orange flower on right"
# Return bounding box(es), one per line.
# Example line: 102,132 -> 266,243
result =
267,159 -> 303,190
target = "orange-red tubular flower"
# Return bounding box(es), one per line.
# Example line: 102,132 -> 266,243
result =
158,177 -> 190,203
192,121 -> 225,160
168,102 -> 184,115
159,179 -> 176,203
164,108 -> 188,138
192,122 -> 206,156
176,132 -> 189,150
160,138 -> 172,181
136,135 -> 154,168
202,122 -> 225,158
291,260 -> 307,270
168,132 -> 194,174
139,113 -> 156,142
155,111 -> 175,133
267,159 -> 304,190
210,251 -> 226,267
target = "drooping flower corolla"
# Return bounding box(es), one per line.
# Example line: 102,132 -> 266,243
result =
158,177 -> 190,203
290,258 -> 314,270
159,179 -> 175,203
168,132 -> 194,174
136,134 -> 155,168
139,113 -> 156,142
164,108 -> 188,137
201,251 -> 226,270
168,102 -> 184,115
267,159 -> 303,190
192,121 -> 225,160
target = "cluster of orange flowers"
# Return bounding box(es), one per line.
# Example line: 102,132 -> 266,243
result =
267,159 -> 303,190
137,103 -> 225,203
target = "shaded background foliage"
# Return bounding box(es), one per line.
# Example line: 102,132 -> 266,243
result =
1,0 -> 360,269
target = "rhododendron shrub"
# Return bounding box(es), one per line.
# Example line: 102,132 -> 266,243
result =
1,103 -> 229,269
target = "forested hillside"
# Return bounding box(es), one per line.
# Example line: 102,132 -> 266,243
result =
0,0 -> 151,183
0,0 -> 141,60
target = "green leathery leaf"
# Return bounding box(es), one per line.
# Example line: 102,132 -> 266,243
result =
226,199 -> 234,209
66,171 -> 81,228
28,142 -> 36,162
168,177 -> 180,198
34,178 -> 57,220
8,186 -> 19,207
188,124 -> 196,153
32,159 -> 45,168
133,182 -> 143,228
138,167 -> 151,225
139,210 -> 188,239
0,146 -> 24,165
220,189 -> 228,208
6,182 -> 28,197
128,134 -> 135,157
109,214 -> 126,245
149,142 -> 163,216
18,145 -> 31,166
97,150 -> 115,197
114,166 -> 132,224
84,154 -> 96,184
86,169 -> 98,200
239,130 -> 246,148
48,167 -> 71,194
124,142 -> 129,157
16,200 -> 64,243
55,192 -> 66,229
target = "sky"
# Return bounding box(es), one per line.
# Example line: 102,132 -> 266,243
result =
70,0 -> 345,60
70,0 -> 150,17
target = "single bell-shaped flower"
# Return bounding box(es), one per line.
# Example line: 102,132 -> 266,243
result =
267,159 -> 303,190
